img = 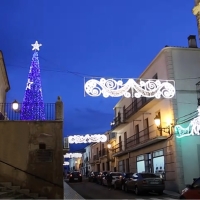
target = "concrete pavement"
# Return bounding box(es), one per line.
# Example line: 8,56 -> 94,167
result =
64,180 -> 85,199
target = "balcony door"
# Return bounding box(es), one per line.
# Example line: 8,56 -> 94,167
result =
124,132 -> 127,149
119,135 -> 122,151
135,124 -> 139,144
144,118 -> 149,140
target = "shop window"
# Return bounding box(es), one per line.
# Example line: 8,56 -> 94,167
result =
153,149 -> 165,179
136,155 -> 145,173
137,155 -> 144,161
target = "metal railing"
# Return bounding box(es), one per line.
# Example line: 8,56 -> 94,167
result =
124,97 -> 153,120
0,103 -> 56,121
100,148 -> 107,157
126,125 -> 157,149
111,114 -> 122,129
93,155 -> 99,161
113,142 -> 123,153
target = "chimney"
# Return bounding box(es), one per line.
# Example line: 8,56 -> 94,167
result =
188,35 -> 197,48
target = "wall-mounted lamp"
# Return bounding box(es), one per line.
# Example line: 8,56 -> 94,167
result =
107,144 -> 112,149
12,100 -> 20,112
154,115 -> 171,134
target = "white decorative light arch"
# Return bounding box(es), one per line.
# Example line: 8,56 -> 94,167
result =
84,78 -> 176,98
64,153 -> 82,158
68,134 -> 107,144
63,161 -> 69,165
175,107 -> 200,138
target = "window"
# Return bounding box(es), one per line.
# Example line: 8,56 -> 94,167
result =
137,155 -> 144,161
153,149 -> 164,157
152,73 -> 158,79
39,143 -> 46,149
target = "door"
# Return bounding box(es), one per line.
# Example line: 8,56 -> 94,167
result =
124,132 -> 127,149
119,135 -> 122,151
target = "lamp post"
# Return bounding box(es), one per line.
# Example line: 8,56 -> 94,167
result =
12,100 -> 20,112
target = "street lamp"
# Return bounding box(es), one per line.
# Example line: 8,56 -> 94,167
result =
12,100 -> 20,112
107,144 -> 112,149
154,115 -> 171,134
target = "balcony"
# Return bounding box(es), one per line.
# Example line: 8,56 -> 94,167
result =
99,148 -> 107,157
111,113 -> 127,131
0,103 -> 56,121
124,97 -> 160,122
112,125 -> 168,157
93,155 -> 100,161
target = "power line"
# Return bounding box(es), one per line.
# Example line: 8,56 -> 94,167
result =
6,56 -> 200,81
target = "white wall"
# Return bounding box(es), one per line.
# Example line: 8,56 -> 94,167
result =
172,48 -> 200,185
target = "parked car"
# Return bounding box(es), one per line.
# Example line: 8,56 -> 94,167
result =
180,177 -> 200,199
97,171 -> 108,185
88,171 -> 99,182
102,172 -> 123,186
124,173 -> 165,195
113,172 -> 133,190
69,171 -> 82,182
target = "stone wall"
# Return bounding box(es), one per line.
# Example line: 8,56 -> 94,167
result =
0,121 -> 63,199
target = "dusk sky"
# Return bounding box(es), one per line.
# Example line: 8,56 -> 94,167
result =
0,0 -> 198,151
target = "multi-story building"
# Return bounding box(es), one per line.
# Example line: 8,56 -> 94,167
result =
0,50 -> 10,119
108,35 -> 200,193
89,131 -> 118,172
81,144 -> 92,176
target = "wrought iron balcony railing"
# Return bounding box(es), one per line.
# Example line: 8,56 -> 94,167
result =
93,155 -> 99,161
0,103 -> 56,121
113,125 -> 158,154
100,148 -> 107,157
111,113 -> 123,130
124,97 -> 153,120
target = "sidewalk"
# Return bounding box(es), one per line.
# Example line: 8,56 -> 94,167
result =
64,180 -> 85,199
163,190 -> 180,198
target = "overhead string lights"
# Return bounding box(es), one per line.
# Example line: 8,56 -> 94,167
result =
64,153 -> 82,158
68,134 -> 107,144
84,78 -> 176,98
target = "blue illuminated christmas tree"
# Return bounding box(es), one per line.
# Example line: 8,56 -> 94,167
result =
20,41 -> 45,120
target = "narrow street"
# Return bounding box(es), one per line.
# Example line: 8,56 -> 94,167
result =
66,179 -> 175,199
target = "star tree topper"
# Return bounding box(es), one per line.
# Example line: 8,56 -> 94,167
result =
31,41 -> 42,51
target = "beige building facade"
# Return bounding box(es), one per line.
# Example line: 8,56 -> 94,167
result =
109,37 -> 200,193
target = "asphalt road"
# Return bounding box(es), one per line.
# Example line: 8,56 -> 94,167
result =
67,178 -> 176,199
